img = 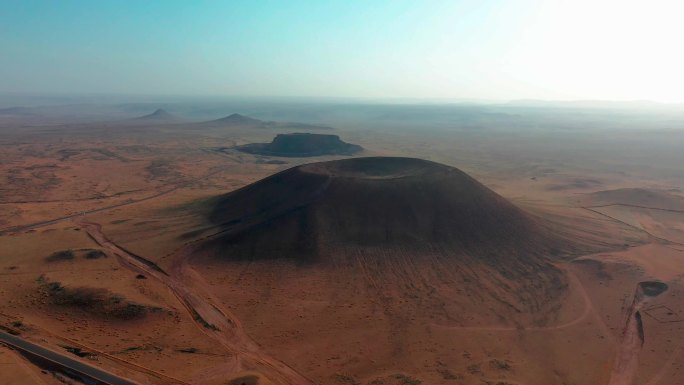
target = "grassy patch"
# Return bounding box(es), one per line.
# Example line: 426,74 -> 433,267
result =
392,374 -> 422,385
466,364 -> 481,374
437,368 -> 462,380
46,249 -> 75,262
190,308 -> 219,331
60,345 -> 96,359
490,359 -> 512,371
228,375 -> 260,385
124,346 -> 142,352
46,249 -> 107,261
39,278 -> 150,320
333,373 -> 360,385
84,250 -> 106,259
178,347 -> 198,353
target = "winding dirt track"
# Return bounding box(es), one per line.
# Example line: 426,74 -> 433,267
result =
582,203 -> 684,385
587,203 -> 684,214
607,291 -> 646,385
78,219 -> 314,385
581,206 -> 684,246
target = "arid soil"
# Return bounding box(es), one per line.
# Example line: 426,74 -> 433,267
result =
1,111 -> 684,385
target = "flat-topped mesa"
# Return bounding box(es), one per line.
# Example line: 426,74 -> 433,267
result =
236,133 -> 362,157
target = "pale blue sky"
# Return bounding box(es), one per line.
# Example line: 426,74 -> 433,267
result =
2,0 -> 683,101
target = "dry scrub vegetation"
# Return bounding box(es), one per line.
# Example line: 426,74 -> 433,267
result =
36,275 -> 159,321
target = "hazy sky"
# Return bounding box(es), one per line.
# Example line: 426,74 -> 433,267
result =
2,0 -> 683,102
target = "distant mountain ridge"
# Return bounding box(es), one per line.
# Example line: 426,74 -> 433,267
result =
208,113 -> 262,125
131,108 -> 181,122
201,113 -> 332,130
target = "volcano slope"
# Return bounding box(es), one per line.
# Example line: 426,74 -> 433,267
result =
201,157 -> 570,324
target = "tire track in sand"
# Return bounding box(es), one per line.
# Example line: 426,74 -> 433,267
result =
78,219 -> 314,385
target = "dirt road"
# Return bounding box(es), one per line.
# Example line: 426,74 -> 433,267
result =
0,168 -> 225,236
79,219 -> 314,385
607,282 -> 668,385
607,304 -> 644,385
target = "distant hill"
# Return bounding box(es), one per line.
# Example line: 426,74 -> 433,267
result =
207,113 -> 262,126
130,109 -> 181,122
201,113 -> 332,130
236,133 -> 362,157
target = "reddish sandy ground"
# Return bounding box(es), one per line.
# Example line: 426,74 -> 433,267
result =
2,120 -> 684,384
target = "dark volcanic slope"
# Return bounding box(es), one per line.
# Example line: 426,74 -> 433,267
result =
202,157 -> 569,317
236,133 -> 362,157
207,157 -> 554,260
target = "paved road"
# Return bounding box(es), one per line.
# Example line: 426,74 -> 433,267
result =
0,331 -> 139,385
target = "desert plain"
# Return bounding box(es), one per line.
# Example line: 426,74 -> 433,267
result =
1,101 -> 684,385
